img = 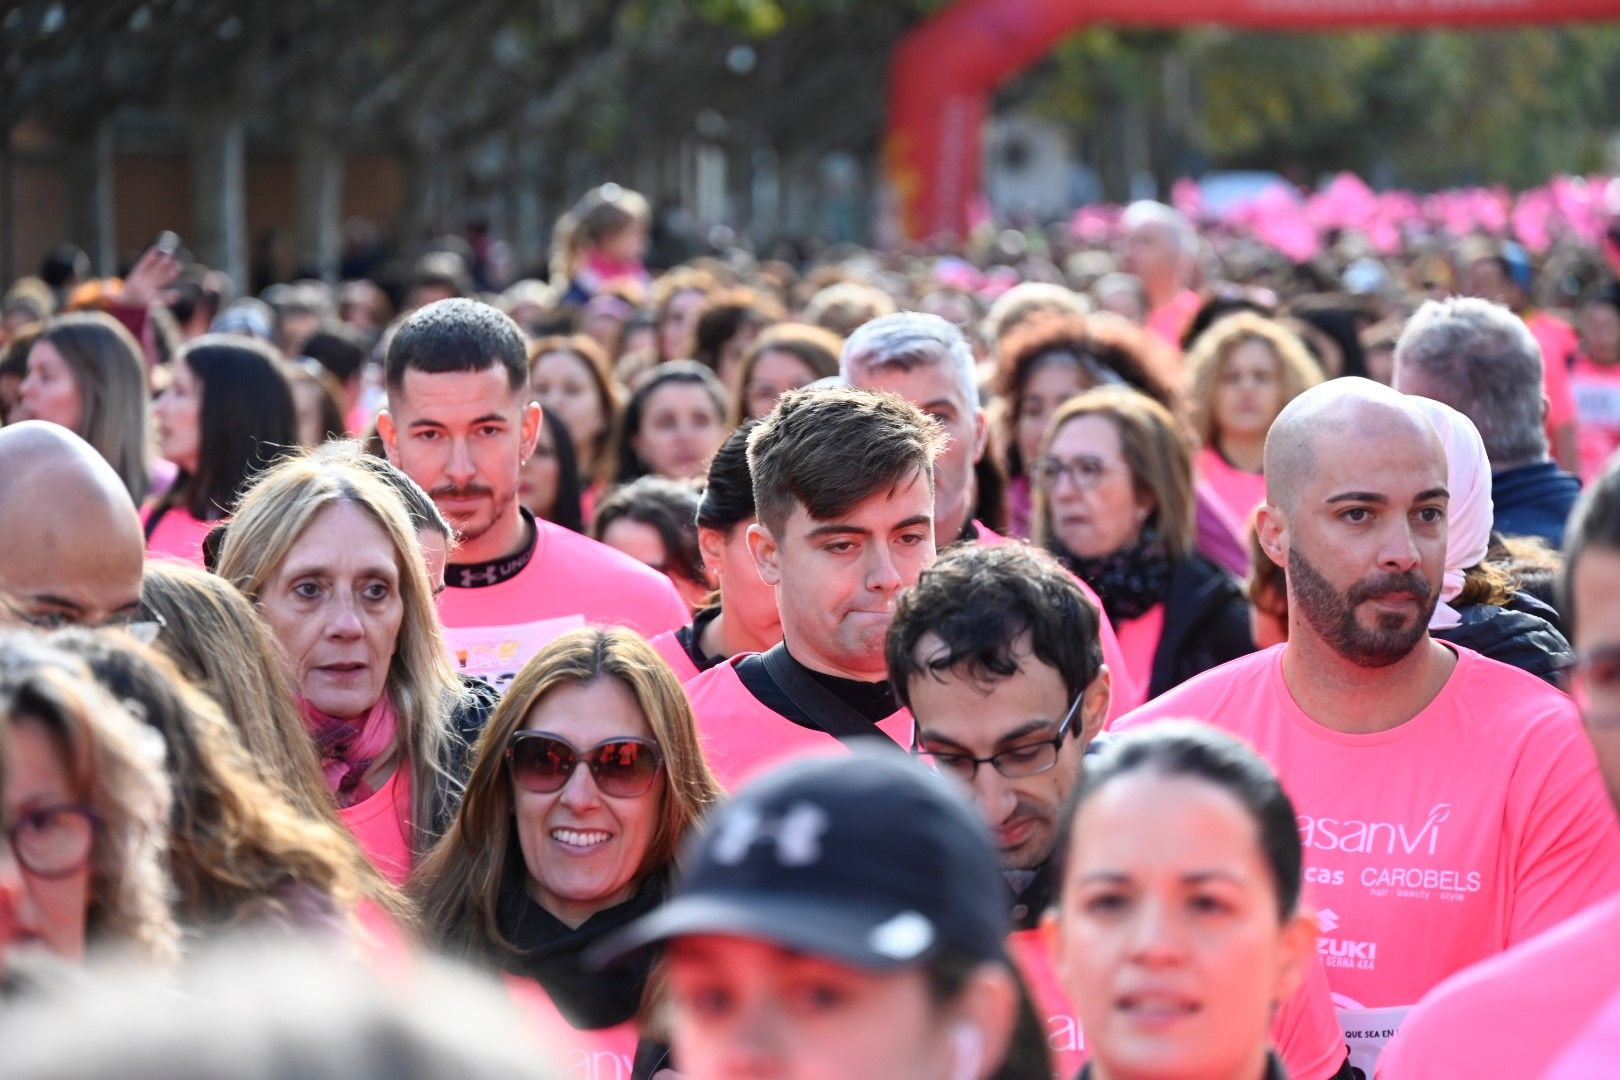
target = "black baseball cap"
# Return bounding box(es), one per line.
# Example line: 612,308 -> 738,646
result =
592,747 -> 1008,970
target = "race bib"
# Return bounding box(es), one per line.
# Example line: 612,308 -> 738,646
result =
1573,379 -> 1620,429
443,615 -> 586,693
1336,1003 -> 1409,1078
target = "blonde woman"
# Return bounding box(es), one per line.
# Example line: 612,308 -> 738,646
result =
1033,386 -> 1254,701
217,452 -> 487,887
413,628 -> 722,1074
1184,313 -> 1322,528
134,561 -> 414,927
0,635 -> 177,967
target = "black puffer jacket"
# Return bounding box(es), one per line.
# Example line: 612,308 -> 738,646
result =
1433,593 -> 1574,686
1144,553 -> 1256,701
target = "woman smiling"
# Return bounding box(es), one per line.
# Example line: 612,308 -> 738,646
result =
412,628 -> 721,1071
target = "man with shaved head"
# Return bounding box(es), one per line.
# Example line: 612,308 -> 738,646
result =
1117,378 -> 1620,1075
0,421 -> 146,628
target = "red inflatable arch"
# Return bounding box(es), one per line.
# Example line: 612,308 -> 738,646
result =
887,0 -> 1620,242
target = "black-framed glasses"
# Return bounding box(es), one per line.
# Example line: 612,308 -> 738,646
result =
21,608 -> 165,645
506,730 -> 665,798
912,692 -> 1086,782
1029,454 -> 1129,493
4,803 -> 101,879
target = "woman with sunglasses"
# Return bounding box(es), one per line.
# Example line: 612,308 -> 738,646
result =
0,634 -> 177,972
1033,386 -> 1253,704
413,627 -> 722,1073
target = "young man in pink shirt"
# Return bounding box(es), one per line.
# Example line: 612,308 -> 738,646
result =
681,386 -> 942,790
1116,378 -> 1620,1075
841,310 -> 1140,717
889,543 -> 1351,1079
1378,459 -> 1620,1077
378,299 -> 688,693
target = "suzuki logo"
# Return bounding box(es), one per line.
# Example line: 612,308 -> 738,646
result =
1317,908 -> 1340,934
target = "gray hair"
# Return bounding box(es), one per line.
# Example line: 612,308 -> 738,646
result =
1122,200 -> 1198,256
1392,297 -> 1547,469
840,311 -> 980,411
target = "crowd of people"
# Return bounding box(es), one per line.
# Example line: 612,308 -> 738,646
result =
2,180 -> 1620,1078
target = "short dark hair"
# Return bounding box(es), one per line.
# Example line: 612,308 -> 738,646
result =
887,543 -> 1103,710
1563,455 -> 1620,637
301,327 -> 369,385
170,335 -> 298,519
592,476 -> 704,586
696,421 -> 760,533
1069,722 -> 1303,919
747,386 -> 945,539
385,298 -> 527,394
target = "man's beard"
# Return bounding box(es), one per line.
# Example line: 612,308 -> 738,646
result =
431,482 -> 510,544
1289,545 -> 1437,668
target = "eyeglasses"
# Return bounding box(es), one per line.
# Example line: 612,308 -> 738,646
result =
3,803 -> 101,878
21,608 -> 165,645
1029,454 -> 1129,493
913,691 -> 1085,782
506,731 -> 665,798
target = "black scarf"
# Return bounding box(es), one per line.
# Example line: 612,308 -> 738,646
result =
1058,525 -> 1174,624
495,844 -> 667,1030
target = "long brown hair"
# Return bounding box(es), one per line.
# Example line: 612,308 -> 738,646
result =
35,312 -> 152,503
0,634 -> 178,964
412,628 -> 722,966
52,631 -> 376,935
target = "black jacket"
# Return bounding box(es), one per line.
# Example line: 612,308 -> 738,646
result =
426,675 -> 499,838
1433,593 -> 1574,686
1144,553 -> 1256,701
1492,462 -> 1582,548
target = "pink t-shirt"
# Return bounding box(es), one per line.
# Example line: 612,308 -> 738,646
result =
1378,893 -> 1620,1078
1196,445 -> 1267,535
1147,288 -> 1202,352
437,519 -> 690,693
339,765 -> 413,887
683,656 -> 912,792
1571,353 -> 1620,481
647,628 -> 702,684
1009,928 -> 1347,1080
1545,978 -> 1620,1079
1529,310 -> 1580,435
973,522 -> 1141,721
1113,605 -> 1165,703
141,504 -> 217,567
506,975 -> 640,1080
1117,644 -> 1620,1073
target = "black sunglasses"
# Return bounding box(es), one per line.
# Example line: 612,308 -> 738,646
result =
506,730 -> 665,798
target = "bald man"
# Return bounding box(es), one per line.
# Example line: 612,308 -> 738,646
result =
1117,379 -> 1620,1075
0,422 -> 145,628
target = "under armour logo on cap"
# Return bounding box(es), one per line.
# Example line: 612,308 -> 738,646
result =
711,801 -> 830,867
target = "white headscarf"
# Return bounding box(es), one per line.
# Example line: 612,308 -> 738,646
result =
1408,396 -> 1494,630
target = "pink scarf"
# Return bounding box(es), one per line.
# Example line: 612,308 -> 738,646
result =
298,695 -> 400,809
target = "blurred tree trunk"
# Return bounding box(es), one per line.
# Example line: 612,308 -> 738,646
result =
189,108 -> 247,291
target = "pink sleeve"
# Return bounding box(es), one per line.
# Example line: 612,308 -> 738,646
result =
1505,716 -> 1620,945
1537,319 -> 1578,430
647,576 -> 693,638
1275,951 -> 1350,1080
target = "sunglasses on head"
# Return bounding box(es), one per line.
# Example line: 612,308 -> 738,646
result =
506,730 -> 665,798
